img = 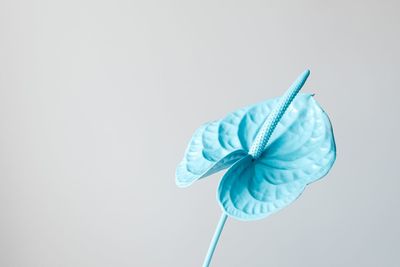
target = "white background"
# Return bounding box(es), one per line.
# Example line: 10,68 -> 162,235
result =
1,0 -> 399,266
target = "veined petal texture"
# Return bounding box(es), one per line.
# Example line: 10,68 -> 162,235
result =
175,93 -> 331,188
218,95 -> 336,220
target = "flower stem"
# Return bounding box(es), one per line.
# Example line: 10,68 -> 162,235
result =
203,213 -> 228,267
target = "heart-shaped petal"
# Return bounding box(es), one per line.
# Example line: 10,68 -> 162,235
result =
176,94 -> 318,187
218,95 -> 336,220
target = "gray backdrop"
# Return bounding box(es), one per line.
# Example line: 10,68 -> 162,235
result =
1,0 -> 399,266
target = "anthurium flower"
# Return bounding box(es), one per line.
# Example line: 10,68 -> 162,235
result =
176,70 -> 336,266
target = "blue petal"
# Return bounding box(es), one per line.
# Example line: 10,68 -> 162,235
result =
218,96 -> 336,220
218,155 -> 306,220
175,93 -> 318,187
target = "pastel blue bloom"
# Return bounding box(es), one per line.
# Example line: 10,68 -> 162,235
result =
176,70 -> 336,266
176,70 -> 336,221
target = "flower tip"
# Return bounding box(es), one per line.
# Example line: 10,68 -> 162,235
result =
303,69 -> 311,78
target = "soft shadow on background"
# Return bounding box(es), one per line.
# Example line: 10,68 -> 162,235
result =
1,0 -> 399,266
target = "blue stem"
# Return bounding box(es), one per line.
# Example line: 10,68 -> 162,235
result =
203,213 -> 228,267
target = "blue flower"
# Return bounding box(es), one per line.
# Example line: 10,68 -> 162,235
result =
176,69 -> 336,222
